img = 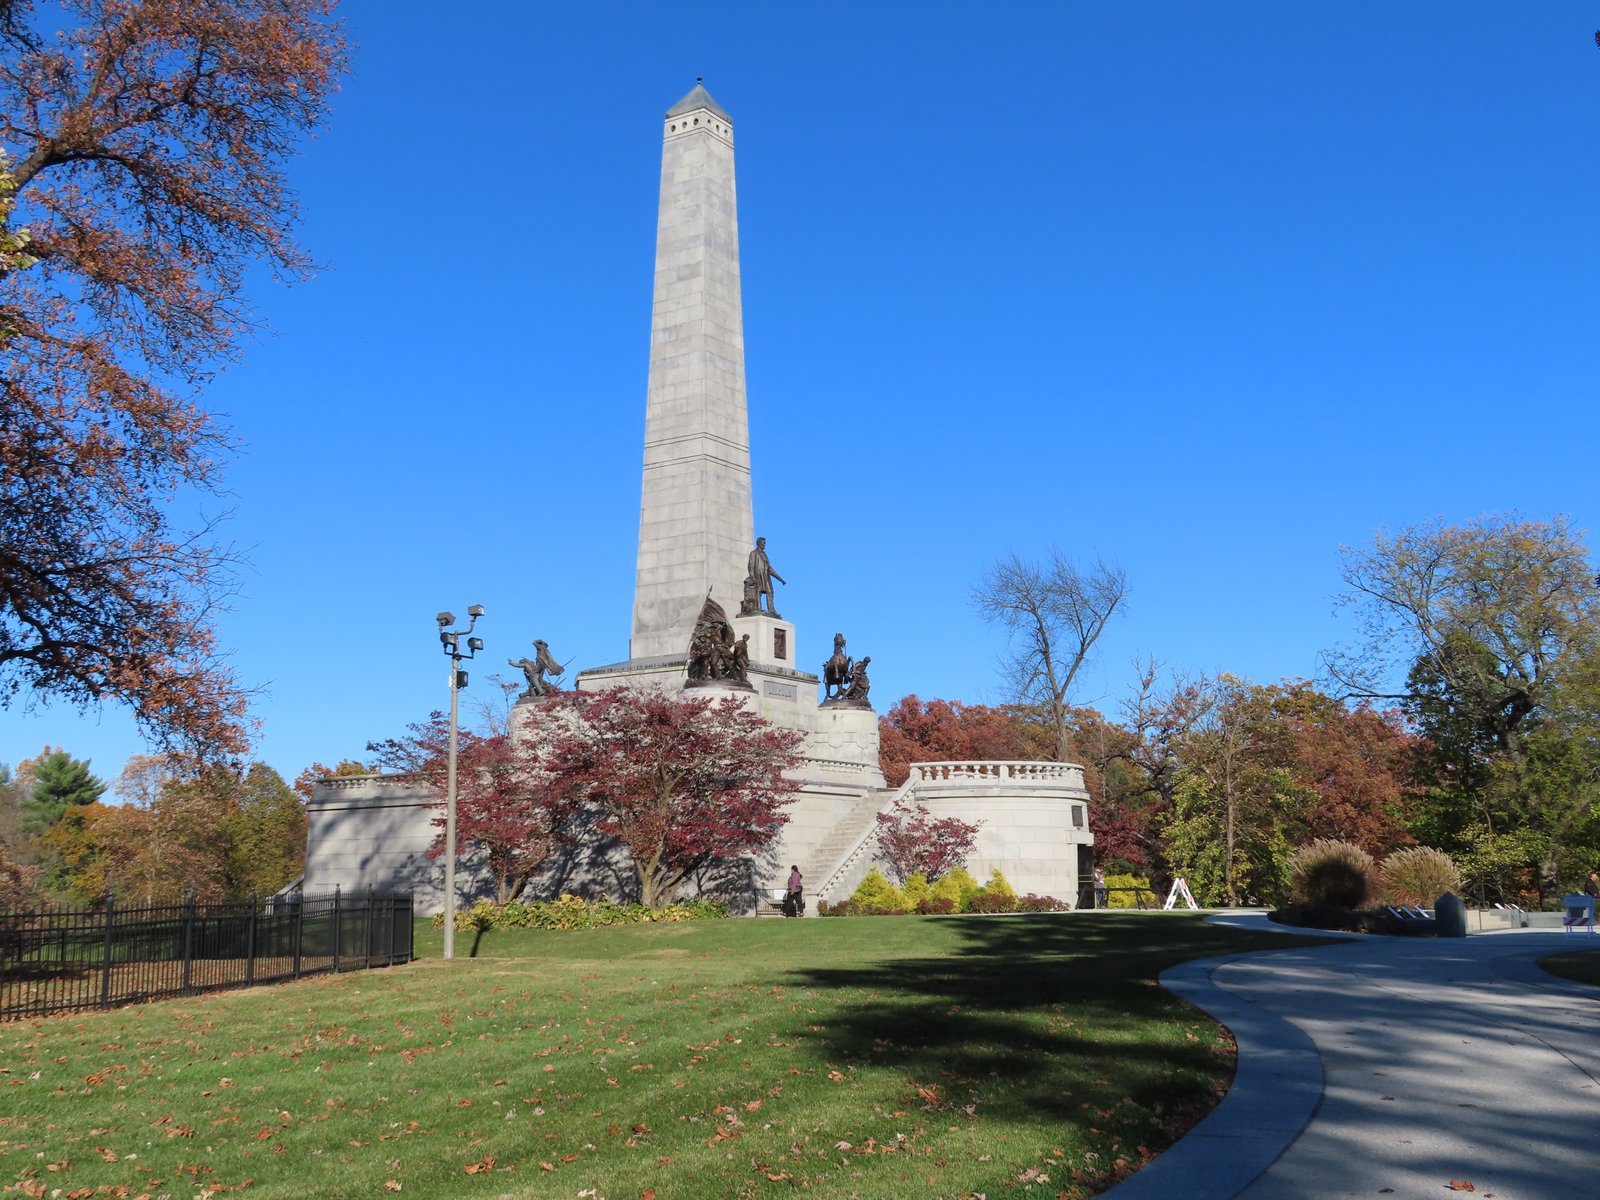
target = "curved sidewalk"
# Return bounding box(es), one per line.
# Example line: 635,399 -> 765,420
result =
1102,915 -> 1600,1200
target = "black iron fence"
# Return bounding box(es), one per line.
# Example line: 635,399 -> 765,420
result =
0,889 -> 414,1021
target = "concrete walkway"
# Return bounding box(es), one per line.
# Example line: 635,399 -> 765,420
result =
1101,915 -> 1600,1200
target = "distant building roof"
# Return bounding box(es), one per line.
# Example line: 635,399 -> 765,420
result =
666,80 -> 731,123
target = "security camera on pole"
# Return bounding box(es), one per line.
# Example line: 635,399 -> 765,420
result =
436,605 -> 484,960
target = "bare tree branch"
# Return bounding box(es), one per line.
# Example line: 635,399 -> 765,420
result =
973,549 -> 1128,761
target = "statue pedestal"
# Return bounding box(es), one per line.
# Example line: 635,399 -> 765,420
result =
732,612 -> 797,674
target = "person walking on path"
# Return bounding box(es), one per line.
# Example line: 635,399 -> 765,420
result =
1093,868 -> 1107,908
783,865 -> 804,917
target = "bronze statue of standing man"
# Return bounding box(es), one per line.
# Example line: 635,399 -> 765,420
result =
745,536 -> 785,618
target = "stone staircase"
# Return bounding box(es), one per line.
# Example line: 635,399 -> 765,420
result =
808,777 -> 918,908
753,789 -> 888,916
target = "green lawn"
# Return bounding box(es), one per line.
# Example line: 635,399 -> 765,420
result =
1539,945 -> 1600,986
0,913 -> 1327,1200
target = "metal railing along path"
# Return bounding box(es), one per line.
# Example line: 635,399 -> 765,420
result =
0,888 -> 414,1020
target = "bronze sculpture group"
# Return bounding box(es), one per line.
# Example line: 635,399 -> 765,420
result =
676,540 -> 871,705
822,632 -> 871,705
686,594 -> 752,687
509,639 -> 564,699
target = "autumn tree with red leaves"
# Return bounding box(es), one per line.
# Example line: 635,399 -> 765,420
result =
1282,691 -> 1418,854
874,801 -> 981,885
291,758 -> 368,803
365,712 -> 571,904
529,688 -> 806,906
0,0 -> 346,755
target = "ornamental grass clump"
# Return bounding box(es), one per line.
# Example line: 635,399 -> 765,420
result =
1379,846 -> 1462,907
1288,839 -> 1374,909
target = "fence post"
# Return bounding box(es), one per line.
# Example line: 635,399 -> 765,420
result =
332,885 -> 342,973
99,893 -> 116,1009
292,890 -> 303,979
181,889 -> 195,995
365,886 -> 375,968
246,891 -> 258,987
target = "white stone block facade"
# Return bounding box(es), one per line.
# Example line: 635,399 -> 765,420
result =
302,85 -> 1095,916
631,89 -> 753,661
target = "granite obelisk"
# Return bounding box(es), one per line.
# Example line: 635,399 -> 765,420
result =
629,81 -> 753,663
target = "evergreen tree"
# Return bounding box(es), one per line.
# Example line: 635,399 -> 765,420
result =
22,750 -> 105,834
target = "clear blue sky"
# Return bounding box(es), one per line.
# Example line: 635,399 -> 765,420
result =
9,2 -> 1599,788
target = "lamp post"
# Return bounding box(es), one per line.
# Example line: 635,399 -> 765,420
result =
436,605 -> 484,960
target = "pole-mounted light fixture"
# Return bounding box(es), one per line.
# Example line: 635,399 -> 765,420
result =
436,605 -> 484,960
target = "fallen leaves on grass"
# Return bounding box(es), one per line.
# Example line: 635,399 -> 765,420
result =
463,1155 -> 496,1175
1447,1183 -> 1475,1193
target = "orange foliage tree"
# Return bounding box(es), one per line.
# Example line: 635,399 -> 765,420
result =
0,0 -> 346,755
877,695 -> 1050,787
45,759 -> 305,905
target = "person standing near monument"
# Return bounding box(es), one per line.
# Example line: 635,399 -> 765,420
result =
1093,867 -> 1107,909
747,537 -> 784,617
783,864 -> 804,917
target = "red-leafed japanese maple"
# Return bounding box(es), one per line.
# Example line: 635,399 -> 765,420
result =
367,712 -> 573,905
874,801 -> 981,885
529,687 -> 806,907
0,1 -> 346,755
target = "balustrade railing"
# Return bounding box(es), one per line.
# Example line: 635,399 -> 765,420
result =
907,760 -> 1086,788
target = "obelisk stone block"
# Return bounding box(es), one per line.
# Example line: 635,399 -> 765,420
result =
630,84 -> 753,661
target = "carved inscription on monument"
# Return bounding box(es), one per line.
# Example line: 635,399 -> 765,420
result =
764,681 -> 797,701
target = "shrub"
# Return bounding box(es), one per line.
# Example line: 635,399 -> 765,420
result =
1271,903 -> 1432,936
977,869 -> 1016,901
915,896 -> 956,915
818,899 -> 851,917
930,867 -> 980,913
1289,840 -> 1374,909
1379,846 -> 1463,907
849,868 -> 908,912
901,873 -> 933,911
433,895 -> 730,932
875,801 -> 981,884
1017,894 -> 1067,912
967,891 -> 1018,914
1103,872 -> 1153,909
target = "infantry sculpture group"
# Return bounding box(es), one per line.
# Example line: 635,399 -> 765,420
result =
683,539 -> 872,706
